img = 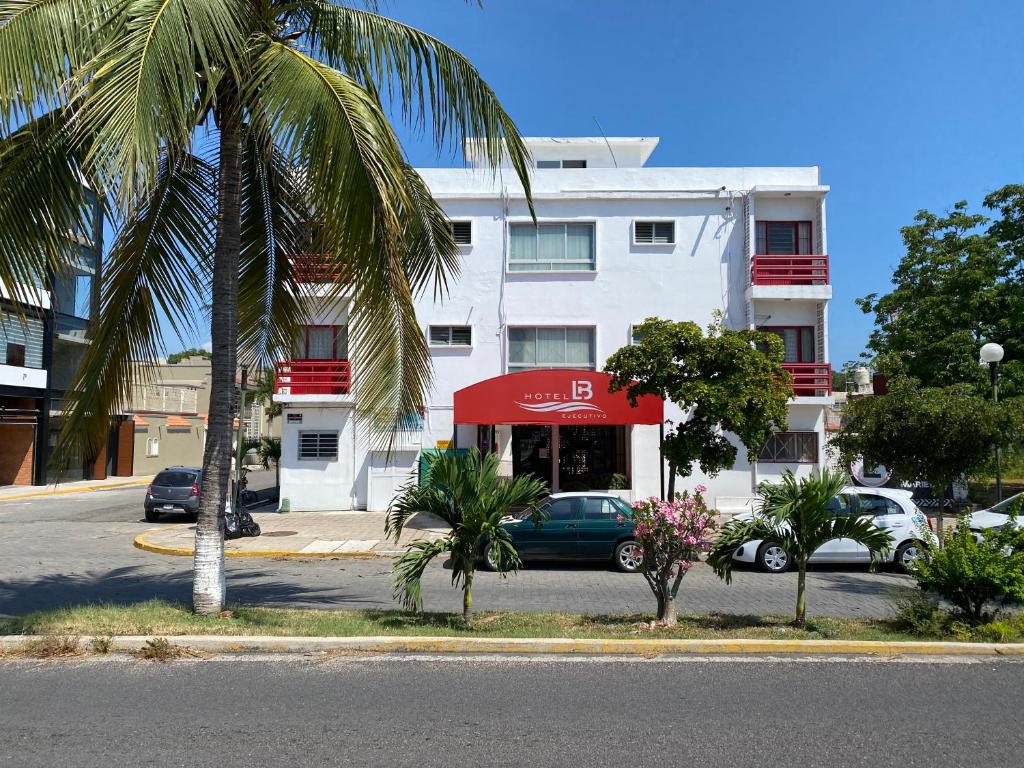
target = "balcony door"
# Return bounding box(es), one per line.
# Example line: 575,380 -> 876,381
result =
297,325 -> 348,360
756,221 -> 812,255
759,327 -> 815,363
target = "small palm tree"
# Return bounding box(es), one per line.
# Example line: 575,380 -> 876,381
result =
385,448 -> 548,622
248,436 -> 281,487
708,468 -> 893,627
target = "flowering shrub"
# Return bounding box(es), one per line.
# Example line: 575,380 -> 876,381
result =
626,487 -> 716,626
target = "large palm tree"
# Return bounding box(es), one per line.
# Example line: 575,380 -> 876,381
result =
708,469 -> 893,627
0,0 -> 532,614
386,447 -> 548,621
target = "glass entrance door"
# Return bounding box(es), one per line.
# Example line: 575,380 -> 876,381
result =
512,425 -> 552,489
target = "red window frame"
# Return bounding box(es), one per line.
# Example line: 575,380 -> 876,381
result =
298,325 -> 347,360
756,221 -> 813,255
758,326 -> 816,364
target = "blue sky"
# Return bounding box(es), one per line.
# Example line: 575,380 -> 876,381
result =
374,0 -> 1024,366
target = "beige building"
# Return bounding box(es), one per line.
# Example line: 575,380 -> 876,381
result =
124,356 -> 276,476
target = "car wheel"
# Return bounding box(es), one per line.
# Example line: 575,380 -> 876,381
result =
894,540 -> 924,572
144,509 -> 161,523
614,540 -> 643,573
756,542 -> 790,573
481,542 -> 513,572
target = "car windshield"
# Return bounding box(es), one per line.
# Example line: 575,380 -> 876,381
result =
153,471 -> 197,486
986,493 -> 1023,516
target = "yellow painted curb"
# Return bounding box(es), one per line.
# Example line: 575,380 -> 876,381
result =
132,528 -> 388,559
0,478 -> 152,502
4,634 -> 1024,657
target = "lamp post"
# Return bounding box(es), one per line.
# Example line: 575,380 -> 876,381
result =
979,342 -> 1004,502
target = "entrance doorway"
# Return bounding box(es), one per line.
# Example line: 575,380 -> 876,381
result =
511,425 -> 552,489
559,425 -> 628,491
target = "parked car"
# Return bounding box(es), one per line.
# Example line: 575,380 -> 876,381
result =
730,486 -> 934,573
144,467 -> 203,523
966,492 -> 1024,540
481,492 -> 641,573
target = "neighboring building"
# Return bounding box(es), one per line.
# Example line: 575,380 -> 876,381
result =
274,137 -> 834,513
123,356 -> 276,477
0,191 -> 107,486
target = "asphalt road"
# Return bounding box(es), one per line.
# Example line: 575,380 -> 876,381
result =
1,655 -> 1021,767
0,484 -> 912,618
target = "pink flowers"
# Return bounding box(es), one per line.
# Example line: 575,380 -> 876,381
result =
629,488 -> 716,572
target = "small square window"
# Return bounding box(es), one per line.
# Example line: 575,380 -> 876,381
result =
450,221 -> 472,246
428,325 -> 472,347
5,343 -> 25,367
634,221 -> 675,245
298,431 -> 339,460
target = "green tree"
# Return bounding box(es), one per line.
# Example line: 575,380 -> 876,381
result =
708,469 -> 893,627
385,448 -> 548,622
832,377 -> 1020,533
857,187 -> 1024,399
246,436 -> 281,488
167,348 -> 212,364
604,316 -> 792,496
0,1 -> 531,614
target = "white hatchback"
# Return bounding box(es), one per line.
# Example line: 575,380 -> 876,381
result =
966,493 -> 1024,539
730,486 -> 934,573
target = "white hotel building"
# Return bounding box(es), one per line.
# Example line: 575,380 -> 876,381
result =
273,137 -> 833,515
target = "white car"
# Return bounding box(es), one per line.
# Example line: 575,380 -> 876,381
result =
966,493 -> 1024,539
730,486 -> 934,573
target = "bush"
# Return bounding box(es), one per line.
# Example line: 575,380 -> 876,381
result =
911,516 -> 1024,623
889,587 -> 951,637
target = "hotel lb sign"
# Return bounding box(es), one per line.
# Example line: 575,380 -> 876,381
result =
453,370 -> 663,426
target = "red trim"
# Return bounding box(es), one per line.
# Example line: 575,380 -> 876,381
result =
299,325 -> 346,361
291,254 -> 345,283
751,254 -> 829,286
781,363 -> 832,397
274,360 -> 351,395
454,369 -> 663,426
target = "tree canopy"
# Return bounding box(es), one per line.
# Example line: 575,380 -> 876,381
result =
857,185 -> 1024,399
604,316 -> 792,491
166,348 -> 212,364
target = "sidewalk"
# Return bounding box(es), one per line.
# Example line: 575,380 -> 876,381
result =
135,510 -> 448,558
0,475 -> 153,502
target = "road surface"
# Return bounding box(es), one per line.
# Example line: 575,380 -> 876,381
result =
1,655 -> 1020,767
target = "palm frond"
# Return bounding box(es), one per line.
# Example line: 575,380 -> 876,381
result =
391,537 -> 452,612
77,0 -> 248,202
236,132 -> 310,370
0,0 -> 119,125
0,108 -> 93,304
56,150 -> 213,466
294,0 -> 533,209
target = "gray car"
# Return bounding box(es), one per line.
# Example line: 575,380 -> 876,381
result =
144,467 -> 203,523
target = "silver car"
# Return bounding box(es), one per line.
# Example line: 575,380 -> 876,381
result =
729,486 -> 934,573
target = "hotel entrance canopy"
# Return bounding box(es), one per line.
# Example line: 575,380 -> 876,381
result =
453,370 -> 663,426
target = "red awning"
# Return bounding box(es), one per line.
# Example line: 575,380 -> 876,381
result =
454,370 -> 663,426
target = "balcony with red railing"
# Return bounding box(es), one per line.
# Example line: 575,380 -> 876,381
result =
751,255 -> 829,286
274,360 -> 351,396
783,362 -> 832,398
290,253 -> 346,284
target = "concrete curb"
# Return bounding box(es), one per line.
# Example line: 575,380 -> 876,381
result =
132,528 -> 390,559
0,478 -> 152,502
4,634 -> 1024,657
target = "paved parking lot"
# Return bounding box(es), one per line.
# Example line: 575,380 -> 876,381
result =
0,483 -> 913,619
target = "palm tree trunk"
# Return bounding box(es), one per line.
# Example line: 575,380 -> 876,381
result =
193,87 -> 244,616
794,563 -> 807,628
462,570 -> 474,622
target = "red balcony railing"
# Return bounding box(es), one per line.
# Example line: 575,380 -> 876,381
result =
783,363 -> 832,397
752,255 -> 829,286
290,253 -> 346,283
274,360 -> 351,396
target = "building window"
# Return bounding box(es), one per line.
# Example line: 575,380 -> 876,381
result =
758,327 -> 815,363
295,325 -> 347,360
450,221 -> 472,246
758,432 -> 818,464
428,325 -> 472,347
630,326 -> 645,345
633,221 -> 675,245
298,431 -> 339,461
509,223 -> 595,272
146,437 -> 160,457
5,343 -> 25,367
536,159 -> 587,169
508,327 -> 595,373
756,221 -> 812,255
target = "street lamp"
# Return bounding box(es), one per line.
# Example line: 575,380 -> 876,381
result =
979,342 -> 1005,502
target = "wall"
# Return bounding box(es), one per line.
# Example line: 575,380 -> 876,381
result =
132,417 -> 207,476
278,405 -> 360,511
0,423 -> 35,485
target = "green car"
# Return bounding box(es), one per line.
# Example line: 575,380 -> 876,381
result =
483,492 -> 642,573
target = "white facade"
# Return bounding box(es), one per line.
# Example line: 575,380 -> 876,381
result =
276,137 -> 833,513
